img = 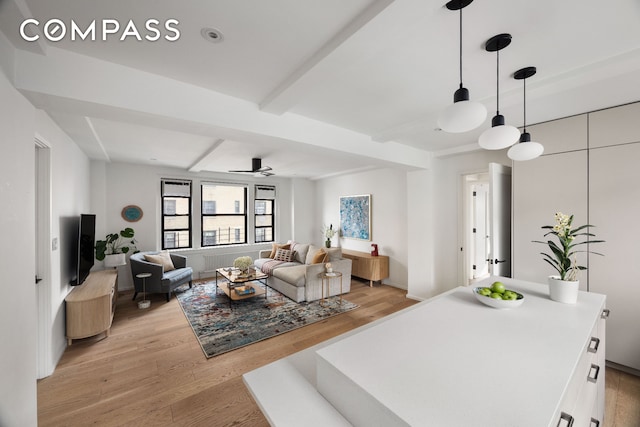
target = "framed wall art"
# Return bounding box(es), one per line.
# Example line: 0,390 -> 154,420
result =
121,205 -> 143,222
339,194 -> 371,241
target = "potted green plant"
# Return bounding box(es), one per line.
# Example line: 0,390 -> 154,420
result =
533,212 -> 604,303
95,228 -> 139,267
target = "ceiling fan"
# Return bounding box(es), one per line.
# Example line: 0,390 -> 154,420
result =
229,158 -> 274,176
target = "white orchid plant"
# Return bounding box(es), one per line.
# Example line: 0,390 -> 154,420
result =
533,212 -> 604,281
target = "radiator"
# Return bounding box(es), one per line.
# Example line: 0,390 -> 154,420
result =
200,251 -> 260,278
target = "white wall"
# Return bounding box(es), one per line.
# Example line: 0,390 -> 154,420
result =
407,150 -> 510,300
316,168 -> 409,289
93,162 -> 315,289
0,43 -> 38,427
36,110 -> 91,372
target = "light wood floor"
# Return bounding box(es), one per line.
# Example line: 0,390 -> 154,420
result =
38,280 -> 640,426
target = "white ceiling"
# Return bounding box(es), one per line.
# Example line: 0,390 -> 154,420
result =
3,0 -> 640,178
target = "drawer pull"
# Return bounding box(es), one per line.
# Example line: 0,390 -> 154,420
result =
557,412 -> 574,427
588,337 -> 600,353
588,364 -> 600,383
601,309 -> 610,319
590,418 -> 600,427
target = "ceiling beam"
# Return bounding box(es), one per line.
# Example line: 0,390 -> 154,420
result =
188,138 -> 225,172
259,0 -> 395,115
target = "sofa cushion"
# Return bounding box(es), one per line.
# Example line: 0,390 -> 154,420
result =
269,242 -> 291,259
289,241 -> 310,264
272,265 -> 307,288
274,248 -> 294,262
144,251 -> 175,271
161,266 -> 193,286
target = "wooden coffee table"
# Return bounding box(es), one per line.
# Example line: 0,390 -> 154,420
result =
215,268 -> 270,308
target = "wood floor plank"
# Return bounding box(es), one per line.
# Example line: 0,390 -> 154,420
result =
37,279 -> 639,426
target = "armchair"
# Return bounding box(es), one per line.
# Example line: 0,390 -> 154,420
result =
130,251 -> 193,302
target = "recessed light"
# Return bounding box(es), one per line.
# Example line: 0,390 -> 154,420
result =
201,27 -> 224,43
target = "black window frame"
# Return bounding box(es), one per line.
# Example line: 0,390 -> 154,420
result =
201,183 -> 248,247
161,179 -> 192,250
254,198 -> 275,243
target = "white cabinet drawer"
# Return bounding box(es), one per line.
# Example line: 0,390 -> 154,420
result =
552,308 -> 606,427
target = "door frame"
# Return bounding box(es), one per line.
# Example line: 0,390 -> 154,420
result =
35,137 -> 53,378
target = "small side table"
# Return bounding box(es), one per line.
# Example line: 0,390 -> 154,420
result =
136,273 -> 152,309
320,272 -> 343,307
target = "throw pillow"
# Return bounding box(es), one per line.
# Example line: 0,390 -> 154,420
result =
144,251 -> 175,271
310,248 -> 327,264
274,248 -> 294,262
289,241 -> 310,264
269,243 -> 291,259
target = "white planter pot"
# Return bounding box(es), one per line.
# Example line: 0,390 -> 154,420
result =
104,253 -> 126,268
548,276 -> 579,304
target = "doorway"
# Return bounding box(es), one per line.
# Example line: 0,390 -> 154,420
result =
462,172 -> 490,284
35,139 -> 53,379
461,163 -> 512,285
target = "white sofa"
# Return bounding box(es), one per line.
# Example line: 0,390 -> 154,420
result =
253,242 -> 352,302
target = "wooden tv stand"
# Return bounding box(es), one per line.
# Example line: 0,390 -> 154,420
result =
65,269 -> 118,345
341,249 -> 389,287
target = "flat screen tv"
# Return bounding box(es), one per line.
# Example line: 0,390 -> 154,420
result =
70,214 -> 96,286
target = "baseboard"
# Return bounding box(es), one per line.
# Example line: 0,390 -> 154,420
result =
606,360 -> 640,377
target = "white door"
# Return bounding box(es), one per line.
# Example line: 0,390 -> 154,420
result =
35,141 -> 53,378
488,163 -> 511,277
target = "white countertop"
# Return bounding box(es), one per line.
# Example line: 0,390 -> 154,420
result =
315,276 -> 606,427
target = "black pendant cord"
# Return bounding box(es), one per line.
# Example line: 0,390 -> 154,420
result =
495,49 -> 500,115
458,5 -> 463,89
522,78 -> 527,134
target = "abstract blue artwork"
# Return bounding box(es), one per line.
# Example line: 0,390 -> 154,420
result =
339,194 -> 371,241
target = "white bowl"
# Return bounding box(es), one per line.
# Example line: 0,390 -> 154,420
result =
473,287 -> 524,309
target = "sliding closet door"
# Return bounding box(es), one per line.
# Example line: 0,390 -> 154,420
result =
589,142 -> 640,370
512,150 -> 588,288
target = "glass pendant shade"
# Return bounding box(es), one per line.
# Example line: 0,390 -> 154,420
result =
438,88 -> 487,132
478,114 -> 520,150
508,132 -> 544,161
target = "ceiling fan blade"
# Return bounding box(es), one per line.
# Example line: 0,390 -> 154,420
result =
228,158 -> 274,174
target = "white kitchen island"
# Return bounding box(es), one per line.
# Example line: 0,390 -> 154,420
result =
244,276 -> 607,427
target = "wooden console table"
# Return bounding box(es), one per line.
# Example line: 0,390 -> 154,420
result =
341,249 -> 389,287
65,269 -> 118,345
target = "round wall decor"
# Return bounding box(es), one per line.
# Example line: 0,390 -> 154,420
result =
121,205 -> 143,222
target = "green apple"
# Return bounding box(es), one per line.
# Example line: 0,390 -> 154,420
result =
491,281 -> 506,294
502,291 -> 518,301
478,287 -> 492,297
490,292 -> 503,300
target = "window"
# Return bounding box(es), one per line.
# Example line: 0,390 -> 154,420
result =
161,180 -> 192,249
255,185 -> 276,243
201,183 -> 247,246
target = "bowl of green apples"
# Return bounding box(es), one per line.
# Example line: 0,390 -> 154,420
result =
473,281 -> 524,309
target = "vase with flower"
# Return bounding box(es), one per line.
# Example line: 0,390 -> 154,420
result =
233,256 -> 253,278
533,212 -> 604,303
322,224 -> 336,248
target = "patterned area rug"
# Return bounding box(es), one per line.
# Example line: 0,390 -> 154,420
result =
175,280 -> 358,358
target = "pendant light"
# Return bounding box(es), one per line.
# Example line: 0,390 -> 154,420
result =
508,66 -> 544,161
478,34 -> 520,150
437,0 -> 487,133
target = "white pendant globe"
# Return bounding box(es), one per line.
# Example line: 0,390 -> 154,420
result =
478,124 -> 520,150
508,141 -> 544,161
438,100 -> 487,133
